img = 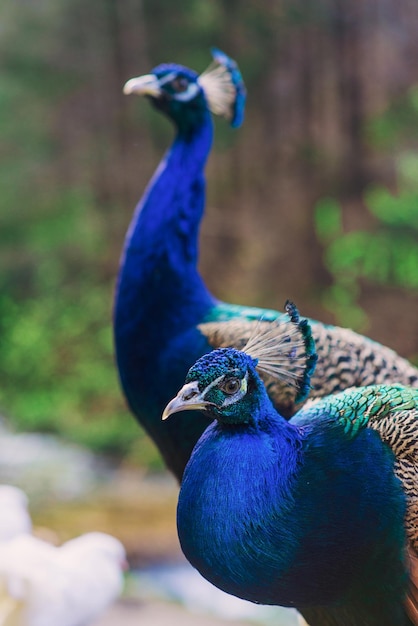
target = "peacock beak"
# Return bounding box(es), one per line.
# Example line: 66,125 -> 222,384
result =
123,74 -> 161,97
162,382 -> 215,420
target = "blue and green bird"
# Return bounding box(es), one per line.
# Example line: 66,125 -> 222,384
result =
115,49 -> 418,481
163,309 -> 418,626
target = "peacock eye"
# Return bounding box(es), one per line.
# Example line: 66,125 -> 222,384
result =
221,377 -> 241,395
171,77 -> 189,92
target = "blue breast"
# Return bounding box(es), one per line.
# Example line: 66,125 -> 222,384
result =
177,413 -> 407,612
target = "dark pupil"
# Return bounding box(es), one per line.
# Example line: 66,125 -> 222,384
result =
223,378 -> 240,395
171,77 -> 188,92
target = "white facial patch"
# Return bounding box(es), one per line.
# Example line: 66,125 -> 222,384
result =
157,72 -> 178,86
174,82 -> 200,102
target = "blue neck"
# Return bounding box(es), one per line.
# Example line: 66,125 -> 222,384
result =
119,115 -> 213,283
113,115 -> 218,462
115,115 -> 215,345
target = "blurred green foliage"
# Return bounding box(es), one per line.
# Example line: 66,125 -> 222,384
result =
315,87 -> 418,330
0,0 -> 164,469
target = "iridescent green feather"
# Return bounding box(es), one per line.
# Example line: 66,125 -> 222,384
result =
302,385 -> 418,437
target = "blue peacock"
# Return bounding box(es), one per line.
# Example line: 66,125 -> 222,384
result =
115,49 -> 418,481
163,307 -> 418,626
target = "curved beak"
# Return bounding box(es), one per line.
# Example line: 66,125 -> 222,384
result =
123,74 -> 161,97
162,382 -> 215,421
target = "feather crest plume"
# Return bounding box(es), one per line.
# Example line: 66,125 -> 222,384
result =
198,48 -> 246,127
243,301 -> 318,403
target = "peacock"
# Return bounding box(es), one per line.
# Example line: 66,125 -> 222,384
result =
115,48 -> 418,481
163,307 -> 418,626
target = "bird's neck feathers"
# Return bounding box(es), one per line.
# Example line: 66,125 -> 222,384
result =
115,112 -> 215,329
114,112 -> 215,425
184,397 -> 302,504
123,115 -> 213,265
179,411 -> 303,601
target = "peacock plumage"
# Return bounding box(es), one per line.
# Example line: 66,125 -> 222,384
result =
115,48 -> 418,481
163,310 -> 418,626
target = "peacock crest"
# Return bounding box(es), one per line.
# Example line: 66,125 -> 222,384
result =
198,48 -> 246,127
243,300 -> 318,403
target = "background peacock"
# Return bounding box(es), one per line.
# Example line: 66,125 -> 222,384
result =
114,48 -> 418,481
163,310 -> 418,626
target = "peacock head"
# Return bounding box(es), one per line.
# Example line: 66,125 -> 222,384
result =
162,347 -> 264,425
123,48 -> 246,134
162,301 -> 318,425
